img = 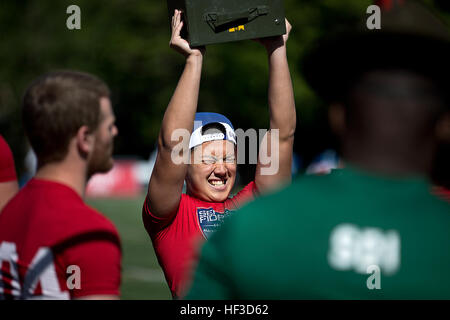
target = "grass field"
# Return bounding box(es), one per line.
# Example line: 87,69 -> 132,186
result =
86,194 -> 172,300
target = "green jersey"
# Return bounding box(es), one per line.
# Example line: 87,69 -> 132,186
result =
186,166 -> 450,299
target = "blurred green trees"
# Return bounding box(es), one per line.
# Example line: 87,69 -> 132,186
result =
1,0 -> 448,178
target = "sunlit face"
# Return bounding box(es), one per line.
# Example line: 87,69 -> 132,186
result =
186,140 -> 237,202
87,97 -> 118,177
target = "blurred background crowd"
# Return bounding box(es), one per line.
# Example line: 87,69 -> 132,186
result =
1,0 -> 449,299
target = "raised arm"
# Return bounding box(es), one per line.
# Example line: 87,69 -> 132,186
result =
255,20 -> 296,193
147,10 -> 205,218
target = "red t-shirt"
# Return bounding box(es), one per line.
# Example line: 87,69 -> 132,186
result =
143,181 -> 258,298
432,186 -> 450,202
0,178 -> 121,299
0,135 -> 17,182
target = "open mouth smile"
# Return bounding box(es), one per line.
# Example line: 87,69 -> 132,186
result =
208,178 -> 228,190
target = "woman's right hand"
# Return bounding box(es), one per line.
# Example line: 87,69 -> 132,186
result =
169,10 -> 205,58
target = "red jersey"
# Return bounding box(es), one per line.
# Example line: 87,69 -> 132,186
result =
143,181 -> 258,298
432,186 -> 450,202
0,178 -> 121,299
0,135 -> 17,182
